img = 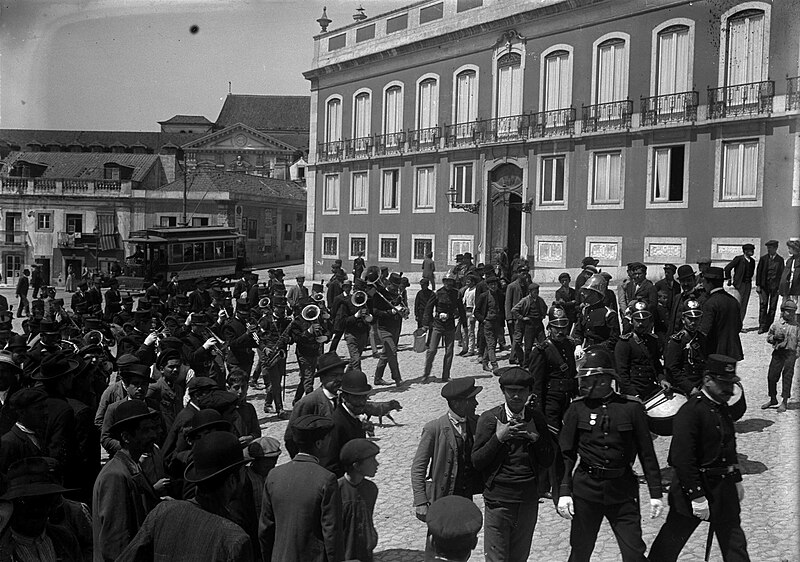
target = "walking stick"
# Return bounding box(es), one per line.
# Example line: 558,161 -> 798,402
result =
704,522 -> 714,562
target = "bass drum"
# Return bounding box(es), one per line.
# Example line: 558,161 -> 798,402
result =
644,389 -> 688,436
727,381 -> 746,421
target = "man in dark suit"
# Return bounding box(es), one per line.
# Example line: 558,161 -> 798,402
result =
0,388 -> 48,473
411,378 -> 482,522
724,243 -> 756,324
623,262 -> 658,315
15,268 -> 30,318
422,272 -> 466,382
779,239 -> 800,320
260,414 -> 344,562
649,355 -> 750,562
755,239 -> 784,333
654,264 -> 681,315
699,267 -> 743,360
330,369 -> 371,477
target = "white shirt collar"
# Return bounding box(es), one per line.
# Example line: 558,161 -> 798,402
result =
701,388 -> 721,404
322,387 -> 337,400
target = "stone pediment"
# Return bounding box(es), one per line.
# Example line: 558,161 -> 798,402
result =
182,123 -> 296,153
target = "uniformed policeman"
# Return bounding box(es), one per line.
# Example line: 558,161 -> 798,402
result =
571,273 -> 621,358
663,300 -> 706,395
614,301 -> 670,400
649,354 -> 751,562
557,347 -> 663,562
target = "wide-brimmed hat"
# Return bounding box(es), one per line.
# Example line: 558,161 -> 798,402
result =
184,431 -> 248,484
339,370 -> 372,395
30,353 -> 81,381
441,377 -> 482,401
315,352 -> 347,378
108,400 -> 159,434
0,457 -> 76,501
186,409 -> 232,439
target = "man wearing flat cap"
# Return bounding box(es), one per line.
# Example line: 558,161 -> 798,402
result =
260,414 -> 344,562
699,266 -> 744,360
412,377 -> 482,522
472,367 -> 553,562
425,495 -> 483,561
724,243 -> 756,324
650,355 -> 750,561
755,240 -> 784,333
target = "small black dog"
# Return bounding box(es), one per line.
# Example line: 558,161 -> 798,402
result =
363,399 -> 403,425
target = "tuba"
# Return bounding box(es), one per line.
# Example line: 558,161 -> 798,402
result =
351,290 -> 373,322
301,304 -> 328,343
301,304 -> 321,322
258,296 -> 271,309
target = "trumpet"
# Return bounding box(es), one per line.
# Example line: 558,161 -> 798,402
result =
201,327 -> 228,356
370,284 -> 410,319
351,291 -> 373,322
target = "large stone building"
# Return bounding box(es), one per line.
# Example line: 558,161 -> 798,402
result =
304,0 -> 800,281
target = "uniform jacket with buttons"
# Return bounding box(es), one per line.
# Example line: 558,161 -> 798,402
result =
571,305 -> 620,352
699,288 -> 743,360
664,329 -> 706,394
527,338 -> 577,405
614,332 -> 665,398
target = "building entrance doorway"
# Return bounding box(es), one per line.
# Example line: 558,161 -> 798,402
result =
487,163 -> 523,264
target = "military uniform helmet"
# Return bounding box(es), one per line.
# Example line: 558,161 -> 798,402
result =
576,347 -> 616,378
547,306 -> 570,328
629,300 -> 651,320
581,273 -> 608,296
682,299 -> 703,318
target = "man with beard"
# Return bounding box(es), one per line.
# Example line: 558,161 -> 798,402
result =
557,348 -> 663,561
615,301 -> 671,400
664,300 -> 706,395
649,355 -> 750,562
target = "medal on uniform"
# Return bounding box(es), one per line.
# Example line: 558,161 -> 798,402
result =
589,413 -> 597,426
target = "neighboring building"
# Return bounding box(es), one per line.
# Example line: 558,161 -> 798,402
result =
158,115 -> 215,134
304,0 -> 800,281
215,94 -> 311,153
0,151 -> 166,284
141,169 -> 306,266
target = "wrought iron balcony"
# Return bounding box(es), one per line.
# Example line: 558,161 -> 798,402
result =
534,107 -> 576,137
787,76 -> 800,111
374,131 -> 406,155
443,121 -> 479,147
707,80 -> 774,119
346,136 -> 373,159
316,141 -> 345,162
408,126 -> 440,152
640,91 -> 699,126
476,114 -> 534,143
581,100 -> 633,132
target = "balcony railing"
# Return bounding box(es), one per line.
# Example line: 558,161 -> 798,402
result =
581,100 -> 633,132
96,180 -> 121,191
787,76 -> 800,111
443,121 -> 479,147
317,141 -> 346,162
408,126 -> 440,152
63,180 -> 90,193
477,114 -> 534,143
347,136 -> 373,158
1,178 -> 28,193
640,91 -> 699,126
0,178 -> 130,195
33,179 -> 57,193
58,232 -> 99,249
707,80 -> 774,119
535,107 -> 576,137
1,231 -> 27,246
374,131 -> 406,155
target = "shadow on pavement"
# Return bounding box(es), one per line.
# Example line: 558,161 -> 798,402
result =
375,548 -> 426,562
737,453 -> 768,475
735,418 -> 774,433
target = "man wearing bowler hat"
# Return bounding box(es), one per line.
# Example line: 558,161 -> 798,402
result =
425,495 -> 483,561
100,363 -> 154,456
0,387 -> 48,473
117,431 -> 253,560
724,243 -> 757,324
755,239 -> 784,333
411,377 -> 482,522
260,414 -> 344,562
330,369 -> 372,477
649,355 -> 750,561
699,266 -> 744,360
670,265 -> 705,335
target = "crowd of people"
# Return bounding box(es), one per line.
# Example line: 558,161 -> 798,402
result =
0,237 -> 794,560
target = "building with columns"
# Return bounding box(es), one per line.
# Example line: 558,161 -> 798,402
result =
304,0 -> 799,281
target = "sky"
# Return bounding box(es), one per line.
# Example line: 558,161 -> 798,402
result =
0,0 -> 403,131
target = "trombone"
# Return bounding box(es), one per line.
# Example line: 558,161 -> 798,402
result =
351,290 -> 373,322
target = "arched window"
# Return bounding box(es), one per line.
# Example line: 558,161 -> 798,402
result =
496,52 -> 522,117
596,39 -> 627,103
726,9 -> 766,85
543,50 -> 571,110
383,85 -> 403,134
454,69 -> 477,124
353,92 -> 371,138
656,25 -> 691,95
325,98 -> 342,144
417,77 -> 438,130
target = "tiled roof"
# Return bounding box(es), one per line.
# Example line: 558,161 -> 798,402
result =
215,94 -> 310,133
158,169 -> 306,203
1,151 -> 162,182
158,115 -> 213,125
0,129 -> 204,153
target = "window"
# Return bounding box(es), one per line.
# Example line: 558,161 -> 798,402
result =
417,77 -> 438,130
356,24 -> 375,42
160,216 -> 177,227
454,68 -> 478,132
191,217 -> 209,227
36,213 -> 52,231
351,172 -> 369,213
379,234 -> 399,262
591,151 -> 623,205
65,214 -> 83,234
323,174 -> 340,213
721,140 -> 758,201
656,26 -> 690,95
353,92 -> 371,138
381,169 -> 400,212
457,0 -> 482,12
322,235 -> 339,259
170,244 -> 183,264
543,50 -> 571,110
414,167 -> 435,211
419,2 -> 443,24
104,166 -> 120,180
247,219 -> 258,240
725,10 -> 766,86
325,98 -> 342,144
412,235 -> 434,264
540,156 -> 566,205
349,235 -> 367,259
651,146 -> 685,203
596,38 -> 628,104
328,34 -> 346,51
496,52 -> 522,118
386,13 -> 408,34
452,163 -> 474,206
448,235 -> 473,265
383,85 -> 403,135
284,224 -> 292,241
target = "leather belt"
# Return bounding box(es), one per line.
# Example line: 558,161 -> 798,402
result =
579,462 -> 628,479
699,465 -> 736,476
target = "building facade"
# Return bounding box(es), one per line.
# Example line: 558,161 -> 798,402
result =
304,0 -> 800,281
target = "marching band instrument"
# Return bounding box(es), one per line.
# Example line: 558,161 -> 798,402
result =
258,296 -> 272,309
644,389 -> 688,436
311,293 -> 324,303
201,326 -> 228,356
368,282 -> 410,319
300,304 -> 329,343
351,290 -> 373,322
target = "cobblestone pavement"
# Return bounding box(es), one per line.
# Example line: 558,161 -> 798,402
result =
6,271 -> 796,561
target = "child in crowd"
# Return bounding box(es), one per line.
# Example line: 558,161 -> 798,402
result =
226,367 -> 260,445
554,272 -> 577,331
244,436 -> 281,516
339,438 -> 380,562
762,300 -> 800,413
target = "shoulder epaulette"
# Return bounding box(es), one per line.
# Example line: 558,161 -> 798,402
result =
535,341 -> 548,351
622,394 -> 642,403
670,331 -> 684,342
619,333 -> 633,340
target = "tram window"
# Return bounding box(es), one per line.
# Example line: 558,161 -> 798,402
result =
184,244 -> 194,262
224,240 -> 234,259
204,242 -> 214,261
214,241 -> 224,259
194,242 -> 205,261
171,244 -> 183,264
